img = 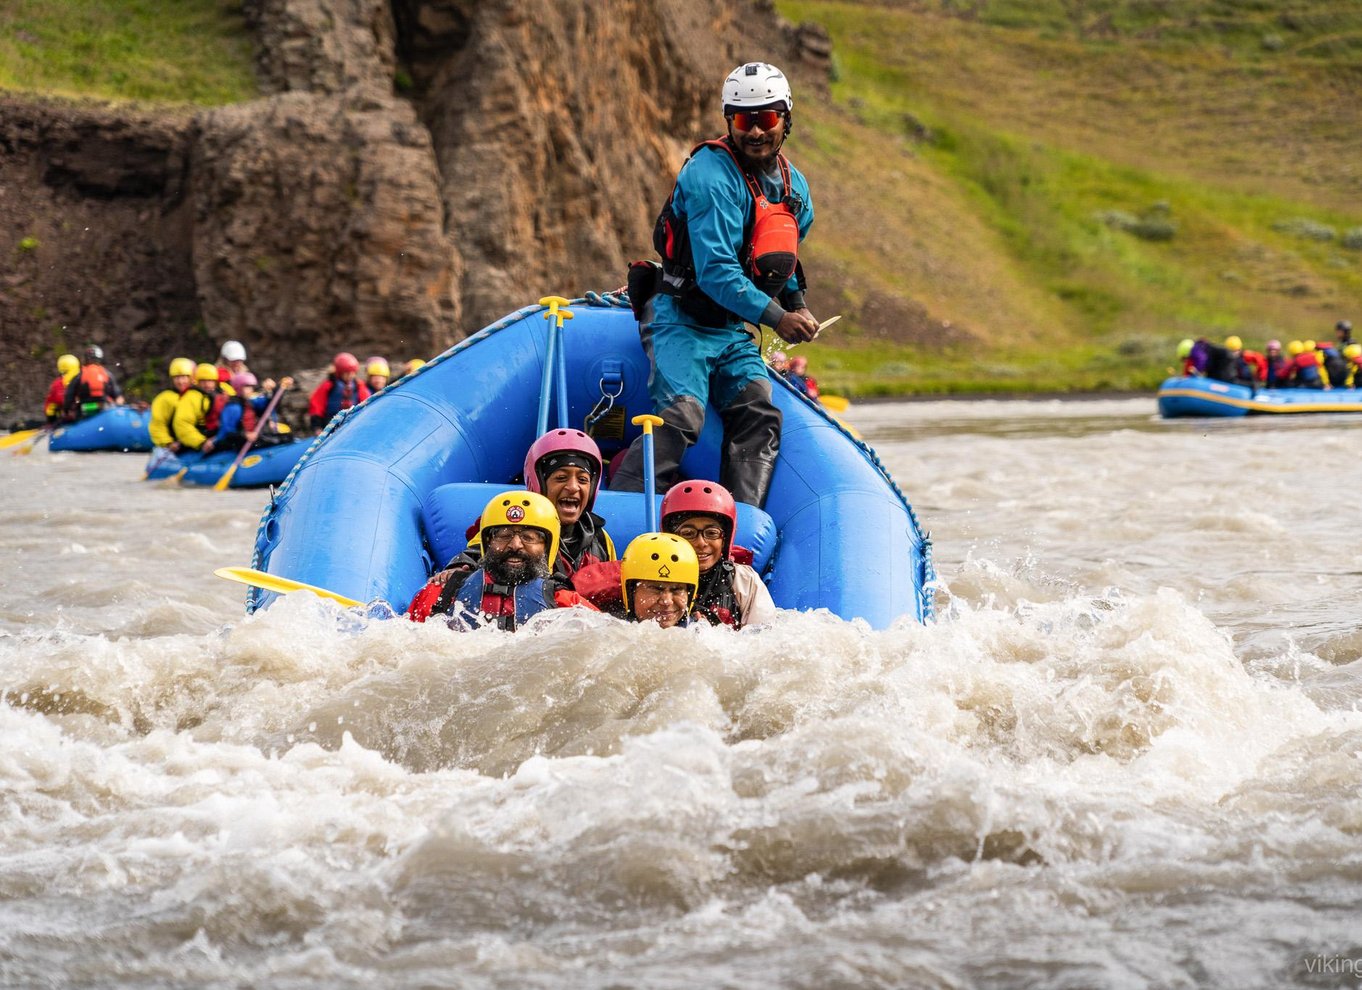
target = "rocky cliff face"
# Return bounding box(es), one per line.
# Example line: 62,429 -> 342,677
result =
0,101 -> 203,394
0,0 -> 828,417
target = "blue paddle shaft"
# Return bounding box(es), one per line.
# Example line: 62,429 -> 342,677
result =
536,327 -> 559,437
554,318 -> 569,429
642,429 -> 657,531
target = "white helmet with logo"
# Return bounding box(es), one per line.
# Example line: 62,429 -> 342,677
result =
722,62 -> 792,113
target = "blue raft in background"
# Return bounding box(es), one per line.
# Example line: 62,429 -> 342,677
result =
144,441 -> 308,488
247,297 -> 935,628
1157,375 -> 1362,417
49,406 -> 152,452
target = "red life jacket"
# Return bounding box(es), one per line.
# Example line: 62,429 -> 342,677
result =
406,574 -> 593,623
44,376 -> 66,417
201,389 -> 227,434
570,560 -> 624,610
406,579 -> 446,623
1241,350 -> 1267,382
238,397 -> 259,435
1289,352 -> 1323,385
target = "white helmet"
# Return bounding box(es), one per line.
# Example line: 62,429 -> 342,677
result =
220,340 -> 247,362
722,62 -> 792,113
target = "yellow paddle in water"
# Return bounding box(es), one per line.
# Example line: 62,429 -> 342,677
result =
213,566 -> 363,607
819,395 -> 850,413
1,428 -> 43,451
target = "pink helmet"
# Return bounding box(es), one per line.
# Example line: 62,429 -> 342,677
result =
661,480 -> 737,557
230,372 -> 258,390
523,430 -> 604,511
1266,339 -> 1281,350
334,352 -> 360,374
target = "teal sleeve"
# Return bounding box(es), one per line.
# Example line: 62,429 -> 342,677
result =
675,153 -> 777,325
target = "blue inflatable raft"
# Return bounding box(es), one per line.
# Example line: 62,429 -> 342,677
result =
48,406 -> 152,451
144,441 -> 307,488
1157,376 -> 1362,417
247,297 -> 935,628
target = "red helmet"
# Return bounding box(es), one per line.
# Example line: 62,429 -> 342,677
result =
661,480 -> 737,556
334,352 -> 360,374
523,429 -> 604,511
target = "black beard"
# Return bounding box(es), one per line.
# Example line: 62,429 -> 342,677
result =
484,546 -> 549,586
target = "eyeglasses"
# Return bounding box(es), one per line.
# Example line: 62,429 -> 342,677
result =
728,110 -> 784,132
486,526 -> 547,547
674,525 -> 725,543
634,582 -> 691,600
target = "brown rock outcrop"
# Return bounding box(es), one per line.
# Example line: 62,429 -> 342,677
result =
191,89 -> 458,373
242,0 -> 399,95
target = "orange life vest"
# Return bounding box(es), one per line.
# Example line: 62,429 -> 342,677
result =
79,364 -> 111,401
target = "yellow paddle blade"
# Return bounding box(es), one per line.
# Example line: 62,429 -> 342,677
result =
212,464 -> 238,491
0,429 -> 41,450
213,566 -> 363,607
819,395 -> 850,413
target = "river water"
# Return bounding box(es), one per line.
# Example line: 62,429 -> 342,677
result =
2,398 -> 1360,989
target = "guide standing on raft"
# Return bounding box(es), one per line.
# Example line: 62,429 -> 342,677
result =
613,61 -> 821,509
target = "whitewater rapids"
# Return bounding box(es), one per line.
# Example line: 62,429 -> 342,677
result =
2,397 -> 1358,989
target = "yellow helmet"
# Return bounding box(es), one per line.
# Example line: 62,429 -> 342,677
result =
1175,338 -> 1194,359
1287,340 -> 1304,356
479,490 -> 560,570
1224,335 -> 1242,351
1345,344 -> 1362,360
619,532 -> 699,613
1303,339 -> 1316,351
404,358 -> 426,375
195,362 -> 220,383
56,353 -> 80,379
168,357 -> 195,378
366,357 -> 390,378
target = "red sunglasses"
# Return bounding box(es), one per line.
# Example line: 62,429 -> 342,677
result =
728,109 -> 784,132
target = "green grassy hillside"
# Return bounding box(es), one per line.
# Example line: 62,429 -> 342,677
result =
777,0 -> 1362,395
0,0 -> 256,104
